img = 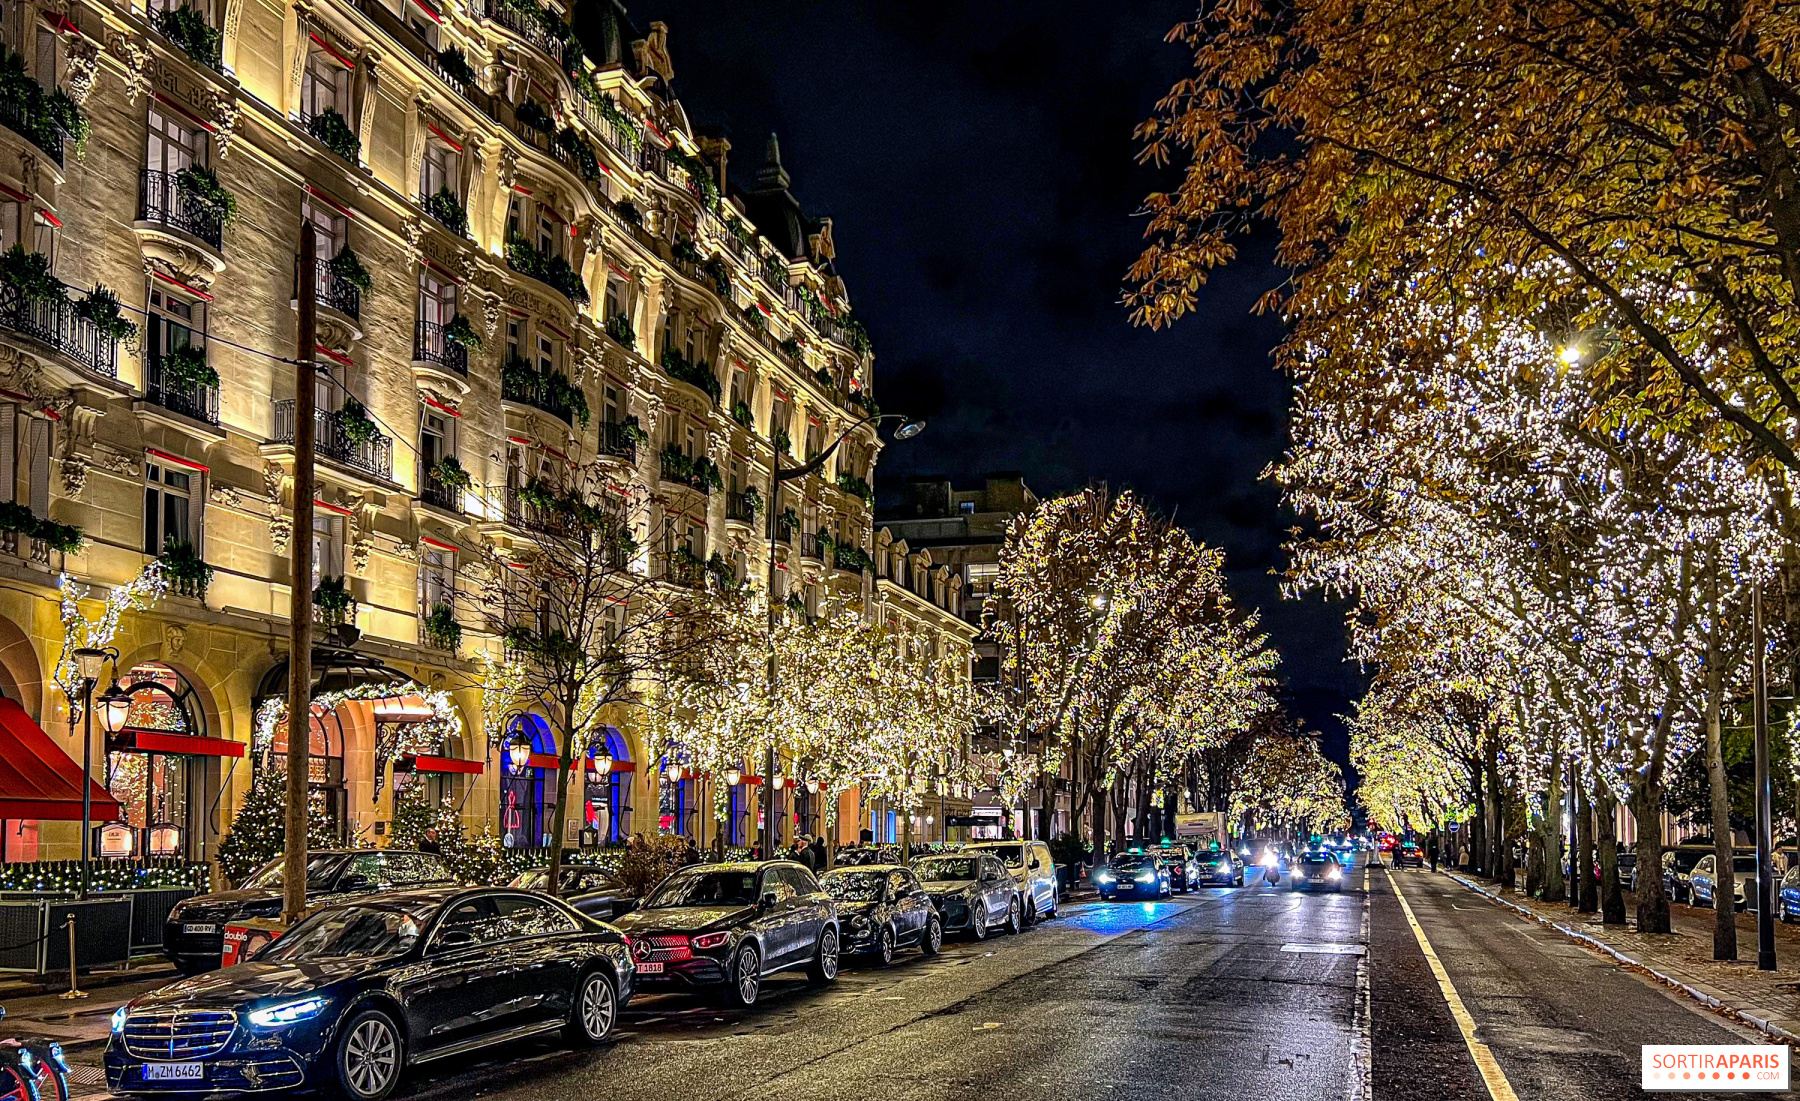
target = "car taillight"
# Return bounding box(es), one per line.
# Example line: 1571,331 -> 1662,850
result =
691,931 -> 729,950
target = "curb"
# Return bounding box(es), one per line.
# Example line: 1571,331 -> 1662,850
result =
1443,871 -> 1800,1046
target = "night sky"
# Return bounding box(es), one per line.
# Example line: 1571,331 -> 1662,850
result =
639,0 -> 1362,760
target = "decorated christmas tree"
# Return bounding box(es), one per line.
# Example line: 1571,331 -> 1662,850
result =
216,764 -> 336,886
388,779 -> 468,870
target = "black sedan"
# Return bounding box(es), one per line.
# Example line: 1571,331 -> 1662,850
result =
106,887 -> 630,1101
1193,849 -> 1246,887
834,845 -> 905,867
1153,845 -> 1200,892
820,865 -> 942,964
610,861 -> 839,1008
1094,851 -> 1172,900
910,853 -> 1019,939
508,866 -> 638,920
1293,849 -> 1347,891
162,850 -> 456,973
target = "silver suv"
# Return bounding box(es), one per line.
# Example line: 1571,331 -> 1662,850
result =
960,840 -> 1058,922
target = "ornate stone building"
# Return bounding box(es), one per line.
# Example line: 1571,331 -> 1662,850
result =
0,0 -> 953,862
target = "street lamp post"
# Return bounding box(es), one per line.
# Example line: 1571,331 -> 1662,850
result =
760,412 -> 923,861
1754,585 -> 1777,970
69,647 -> 121,899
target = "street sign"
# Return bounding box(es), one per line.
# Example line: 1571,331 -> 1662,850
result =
1448,822 -> 1460,833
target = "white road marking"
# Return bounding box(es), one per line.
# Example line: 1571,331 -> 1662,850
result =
1281,943 -> 1367,955
1348,864 -> 1372,1101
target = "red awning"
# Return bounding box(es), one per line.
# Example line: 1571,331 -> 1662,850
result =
405,755 -> 484,775
0,697 -> 122,821
524,753 -> 635,772
110,730 -> 245,758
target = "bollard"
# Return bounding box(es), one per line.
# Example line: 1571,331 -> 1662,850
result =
57,915 -> 86,1000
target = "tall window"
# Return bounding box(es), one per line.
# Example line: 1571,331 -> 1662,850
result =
0,200 -> 54,263
603,277 -> 625,322
420,141 -> 457,201
146,286 -> 205,374
300,48 -> 351,124
417,268 -> 456,327
729,369 -> 746,412
806,421 -> 823,459
419,408 -> 451,469
505,318 -> 523,363
534,330 -> 558,375
146,107 -> 206,174
421,546 -> 454,609
300,197 -> 347,257
312,512 -> 346,587
0,409 -> 53,515
602,382 -> 623,425
143,460 -> 195,555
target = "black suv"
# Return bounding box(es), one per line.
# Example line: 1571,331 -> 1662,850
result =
611,861 -> 839,1007
163,850 -> 456,973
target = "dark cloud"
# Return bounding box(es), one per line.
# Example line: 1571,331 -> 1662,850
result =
643,0 -> 1363,740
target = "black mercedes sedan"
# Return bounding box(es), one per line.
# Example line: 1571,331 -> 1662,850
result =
1192,848 -> 1246,887
819,865 -> 941,964
107,887 -> 631,1101
610,861 -> 839,1008
909,853 -> 1019,939
508,866 -> 638,920
162,850 -> 456,973
1093,851 -> 1172,901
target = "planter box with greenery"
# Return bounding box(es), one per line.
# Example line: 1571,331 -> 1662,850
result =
604,312 -> 635,350
0,500 -> 82,554
660,347 -> 720,404
443,313 -> 482,351
773,428 -> 793,457
175,164 -> 236,232
515,98 -> 554,134
337,398 -> 381,446
434,45 -> 476,87
504,234 -> 588,305
152,5 -> 222,68
422,185 -> 468,237
732,400 -> 753,429
423,602 -> 462,651
313,574 -> 353,625
836,471 -> 875,508
307,108 -> 360,162
327,247 -> 373,292
157,343 -> 218,393
71,285 -> 138,344
158,539 -> 213,597
0,246 -> 62,304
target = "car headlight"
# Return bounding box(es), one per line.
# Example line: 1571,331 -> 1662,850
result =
247,996 -> 329,1029
1135,869 -> 1155,883
691,930 -> 730,950
1095,870 -> 1114,882
850,915 -> 870,931
111,1007 -> 129,1034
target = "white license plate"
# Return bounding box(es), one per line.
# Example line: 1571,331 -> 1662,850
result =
143,1063 -> 205,1082
635,961 -> 664,974
182,923 -> 218,934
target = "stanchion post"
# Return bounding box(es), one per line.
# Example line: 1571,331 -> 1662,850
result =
57,915 -> 85,1000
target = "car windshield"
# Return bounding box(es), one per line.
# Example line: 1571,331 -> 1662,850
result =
243,854 -> 343,892
821,871 -> 884,901
1198,851 -> 1229,863
645,870 -> 759,908
1301,851 -> 1334,863
981,845 -> 1025,867
1111,855 -> 1153,870
914,857 -> 977,882
1673,850 -> 1708,871
259,900 -> 436,962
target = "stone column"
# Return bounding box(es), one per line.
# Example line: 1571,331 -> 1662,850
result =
355,48 -> 382,169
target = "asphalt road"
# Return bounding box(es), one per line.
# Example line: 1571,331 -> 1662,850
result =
79,858 -> 1799,1101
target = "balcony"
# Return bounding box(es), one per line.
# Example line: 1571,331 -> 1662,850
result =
143,352 -> 220,425
271,400 -> 394,480
661,551 -> 705,589
0,89 -> 64,167
0,282 -> 121,378
638,143 -> 668,179
801,532 -> 827,561
501,362 -> 576,423
413,320 -> 468,376
725,492 -> 756,525
419,463 -> 463,513
294,256 -> 361,321
572,95 -> 643,160
598,420 -> 638,463
137,170 -> 224,252
484,0 -> 563,63
658,449 -> 715,495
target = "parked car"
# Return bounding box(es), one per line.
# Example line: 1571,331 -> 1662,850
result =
1152,844 -> 1201,892
1657,845 -> 1714,903
1778,864 -> 1800,922
508,866 -> 638,921
1294,849 -> 1347,892
1689,852 -> 1761,911
819,865 -> 942,964
834,845 -> 904,867
163,850 -> 457,973
1095,851 -> 1173,901
107,887 -> 630,1101
1614,852 -> 1638,890
610,861 -> 839,1008
960,840 -> 1059,922
910,853 -> 1020,939
1193,848 -> 1245,887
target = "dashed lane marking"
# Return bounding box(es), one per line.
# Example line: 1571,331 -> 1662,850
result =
1387,871 -> 1522,1101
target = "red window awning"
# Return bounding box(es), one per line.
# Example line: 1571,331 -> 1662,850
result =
0,697 -> 122,821
109,730 -> 245,758
403,754 -> 484,775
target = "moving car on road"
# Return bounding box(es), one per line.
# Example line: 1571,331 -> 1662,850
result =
610,861 -> 839,1008
107,887 -> 630,1101
1094,851 -> 1172,901
162,850 -> 456,973
961,840 -> 1059,922
509,866 -> 639,920
1192,848 -> 1245,887
1393,843 -> 1424,868
1152,845 -> 1201,893
819,865 -> 942,964
1293,849 -> 1347,891
911,853 -> 1020,939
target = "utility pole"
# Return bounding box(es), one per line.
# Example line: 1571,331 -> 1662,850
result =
283,223 -> 318,925
1754,584 -> 1777,970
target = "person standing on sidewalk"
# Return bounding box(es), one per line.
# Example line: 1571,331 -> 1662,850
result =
1428,832 -> 1440,872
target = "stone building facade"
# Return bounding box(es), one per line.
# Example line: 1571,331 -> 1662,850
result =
0,0 -> 962,863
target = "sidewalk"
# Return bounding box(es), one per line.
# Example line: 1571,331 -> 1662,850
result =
0,963 -> 177,1057
1443,870 -> 1800,1043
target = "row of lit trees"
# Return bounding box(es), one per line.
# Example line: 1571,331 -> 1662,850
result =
1130,0 -> 1800,948
981,486 -> 1315,855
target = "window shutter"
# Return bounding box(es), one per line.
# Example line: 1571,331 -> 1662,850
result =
26,417 -> 49,517
0,405 -> 16,504
187,473 -> 206,557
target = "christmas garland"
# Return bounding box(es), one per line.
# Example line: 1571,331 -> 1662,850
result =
251,681 -> 465,796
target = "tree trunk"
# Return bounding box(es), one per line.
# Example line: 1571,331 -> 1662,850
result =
1525,820 -> 1544,898
1576,781 -> 1597,912
1498,780 -> 1517,889
1707,656 -> 1739,960
1567,758 -> 1582,911
1090,771 -> 1107,863
1469,762 -> 1488,878
1595,785 -> 1626,925
1484,741 -> 1503,881
1542,747 -> 1566,903
1112,773 -> 1129,849
547,758 -> 572,899
1632,783 -> 1672,934
1134,762 -> 1154,841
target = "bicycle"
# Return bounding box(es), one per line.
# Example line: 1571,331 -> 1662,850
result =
0,1008 -> 72,1101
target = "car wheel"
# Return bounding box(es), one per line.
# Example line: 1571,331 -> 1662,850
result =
971,907 -> 990,939
874,925 -> 894,967
806,926 -> 840,983
1004,897 -> 1021,935
565,969 -> 617,1047
1022,896 -> 1037,926
332,1008 -> 403,1101
721,943 -> 761,1008
921,915 -> 943,955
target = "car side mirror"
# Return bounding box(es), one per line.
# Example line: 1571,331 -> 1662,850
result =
760,891 -> 779,909
1030,858 -> 1042,870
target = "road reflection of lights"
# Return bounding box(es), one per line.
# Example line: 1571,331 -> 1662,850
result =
1142,903 -> 1155,915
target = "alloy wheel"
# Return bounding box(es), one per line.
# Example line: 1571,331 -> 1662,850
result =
735,945 -> 761,1005
580,973 -> 616,1041
819,928 -> 840,980
877,926 -> 894,965
344,1014 -> 400,1099
925,917 -> 942,954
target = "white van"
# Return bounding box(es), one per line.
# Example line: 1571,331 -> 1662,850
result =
961,840 -> 1058,922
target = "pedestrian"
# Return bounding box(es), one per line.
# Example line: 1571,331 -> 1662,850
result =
811,835 -> 829,871
682,838 -> 701,866
1428,832 -> 1440,872
417,827 -> 441,855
